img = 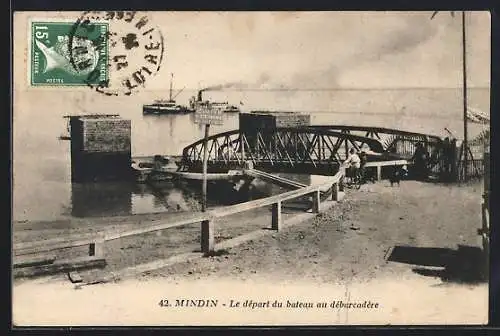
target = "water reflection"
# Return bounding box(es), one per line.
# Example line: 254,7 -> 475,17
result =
70,180 -> 206,218
71,182 -> 133,218
68,173 -> 320,218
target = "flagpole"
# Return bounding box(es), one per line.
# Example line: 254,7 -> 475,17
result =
462,10 -> 469,181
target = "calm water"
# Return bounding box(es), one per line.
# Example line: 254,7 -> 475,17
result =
13,88 -> 489,222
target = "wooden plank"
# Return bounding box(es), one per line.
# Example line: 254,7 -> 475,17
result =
158,171 -> 235,181
211,186 -> 315,217
14,234 -> 95,251
245,169 -> 306,189
13,256 -> 106,279
364,159 -> 409,167
13,255 -> 57,269
14,234 -> 104,256
104,213 -> 211,241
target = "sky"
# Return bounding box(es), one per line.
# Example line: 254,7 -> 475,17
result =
13,11 -> 491,93
139,11 -> 491,91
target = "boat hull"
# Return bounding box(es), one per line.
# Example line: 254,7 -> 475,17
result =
143,106 -> 194,115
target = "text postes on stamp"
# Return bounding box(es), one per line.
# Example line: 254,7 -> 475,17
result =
69,11 -> 165,96
31,21 -> 109,86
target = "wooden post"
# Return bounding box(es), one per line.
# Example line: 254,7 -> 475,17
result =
484,142 -> 489,192
457,143 -> 464,181
482,143 -> 490,254
462,11 -> 469,182
450,140 -> 458,182
202,124 -> 210,212
376,166 -> 382,181
89,239 -> 105,258
312,189 -> 321,213
332,183 -> 339,201
271,201 -> 282,231
201,219 -> 214,254
240,133 -> 245,165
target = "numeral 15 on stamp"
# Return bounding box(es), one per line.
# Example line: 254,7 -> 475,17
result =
31,21 -> 109,86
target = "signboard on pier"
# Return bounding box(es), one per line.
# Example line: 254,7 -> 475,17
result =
193,103 -> 223,213
194,104 -> 223,125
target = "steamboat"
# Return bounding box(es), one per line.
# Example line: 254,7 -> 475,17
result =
143,74 -> 194,115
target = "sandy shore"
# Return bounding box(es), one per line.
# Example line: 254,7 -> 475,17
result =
12,179 -> 488,326
13,199 -> 306,274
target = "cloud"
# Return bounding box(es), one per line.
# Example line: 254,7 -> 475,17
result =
155,12 -> 488,91
201,13 -> 441,91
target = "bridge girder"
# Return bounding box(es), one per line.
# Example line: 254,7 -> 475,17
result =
306,125 -> 444,159
181,127 -> 402,174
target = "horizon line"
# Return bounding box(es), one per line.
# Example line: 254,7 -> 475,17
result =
153,86 -> 491,92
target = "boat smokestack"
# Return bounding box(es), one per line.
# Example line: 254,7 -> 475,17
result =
197,90 -> 203,102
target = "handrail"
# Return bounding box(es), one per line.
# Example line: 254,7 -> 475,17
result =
14,213 -> 211,256
244,169 -> 306,189
306,125 -> 443,141
104,212 -> 211,241
364,159 -> 409,167
14,234 -> 105,256
211,170 -> 343,218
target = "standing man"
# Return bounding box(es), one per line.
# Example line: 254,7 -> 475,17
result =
411,142 -> 429,181
441,137 -> 451,181
359,150 -> 368,183
344,148 -> 362,181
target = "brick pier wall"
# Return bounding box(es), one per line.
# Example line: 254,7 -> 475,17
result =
69,116 -> 132,182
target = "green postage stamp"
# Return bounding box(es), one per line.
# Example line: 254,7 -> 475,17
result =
30,21 -> 109,86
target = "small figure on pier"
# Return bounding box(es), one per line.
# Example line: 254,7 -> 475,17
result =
411,142 -> 429,181
359,150 -> 368,183
343,148 -> 362,183
440,137 -> 458,182
389,164 -> 408,187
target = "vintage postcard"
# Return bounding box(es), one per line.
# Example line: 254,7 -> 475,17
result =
12,11 -> 490,326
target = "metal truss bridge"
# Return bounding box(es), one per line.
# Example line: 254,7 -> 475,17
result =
179,125 -> 448,176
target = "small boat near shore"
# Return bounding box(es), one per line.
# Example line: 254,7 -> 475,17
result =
131,155 -> 244,183
132,155 -> 179,183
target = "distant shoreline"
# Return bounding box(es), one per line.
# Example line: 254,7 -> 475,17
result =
136,86 -> 491,92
